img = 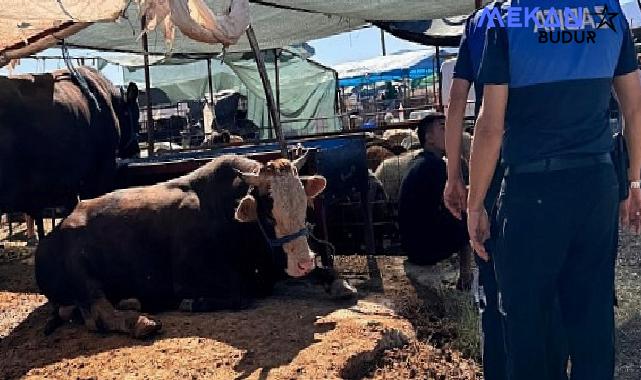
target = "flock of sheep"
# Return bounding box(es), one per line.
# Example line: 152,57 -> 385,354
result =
367,128 -> 472,204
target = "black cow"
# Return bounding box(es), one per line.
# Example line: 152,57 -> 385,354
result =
0,66 -> 140,237
35,154 -> 352,338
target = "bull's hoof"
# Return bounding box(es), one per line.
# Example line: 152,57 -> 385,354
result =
330,279 -> 357,300
44,316 -> 64,336
132,315 -> 162,339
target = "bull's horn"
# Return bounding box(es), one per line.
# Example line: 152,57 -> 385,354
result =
239,172 -> 261,186
293,150 -> 310,171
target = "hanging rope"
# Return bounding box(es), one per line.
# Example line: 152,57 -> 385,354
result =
61,40 -> 100,112
306,222 -> 336,264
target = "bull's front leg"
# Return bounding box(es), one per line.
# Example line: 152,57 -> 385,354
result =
81,298 -> 161,338
305,267 -> 357,300
67,260 -> 161,338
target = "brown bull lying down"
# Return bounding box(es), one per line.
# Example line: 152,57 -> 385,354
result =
36,154 -> 355,338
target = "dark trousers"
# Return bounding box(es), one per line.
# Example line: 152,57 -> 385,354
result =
476,254 -> 508,380
494,163 -> 617,380
477,168 -> 509,380
479,168 -> 569,380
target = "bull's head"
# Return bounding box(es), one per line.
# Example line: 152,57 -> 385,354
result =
234,155 -> 326,277
115,82 -> 141,159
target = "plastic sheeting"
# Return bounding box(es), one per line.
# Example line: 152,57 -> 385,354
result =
335,48 -> 457,87
0,1 -> 127,66
138,0 -> 250,47
118,49 -> 339,137
1,0 -> 478,62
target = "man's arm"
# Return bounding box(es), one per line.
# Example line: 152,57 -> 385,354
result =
444,79 -> 472,218
614,74 -> 641,181
446,79 -> 472,179
612,13 -> 641,233
468,85 -> 507,211
444,14 -> 475,219
613,70 -> 641,233
466,8 -> 510,258
467,84 -> 507,258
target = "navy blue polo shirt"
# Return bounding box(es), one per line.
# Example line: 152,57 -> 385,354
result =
478,0 -> 638,165
453,4 -> 493,114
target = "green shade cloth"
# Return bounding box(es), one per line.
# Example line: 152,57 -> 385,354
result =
115,49 -> 340,138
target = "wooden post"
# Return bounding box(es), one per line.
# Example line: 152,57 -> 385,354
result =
274,49 -> 281,119
436,45 -> 443,111
207,58 -> 214,105
141,16 -> 154,156
431,50 -> 437,105
246,26 -> 287,157
380,29 -> 386,56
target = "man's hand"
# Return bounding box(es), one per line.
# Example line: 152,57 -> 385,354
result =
622,188 -> 641,234
467,209 -> 491,261
444,178 -> 468,220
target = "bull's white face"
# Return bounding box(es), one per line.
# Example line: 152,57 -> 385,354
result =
268,173 -> 314,277
235,159 -> 326,277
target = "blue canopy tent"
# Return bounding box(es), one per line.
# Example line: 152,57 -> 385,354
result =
334,48 -> 457,87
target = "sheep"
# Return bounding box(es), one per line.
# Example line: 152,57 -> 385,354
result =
374,150 -> 422,203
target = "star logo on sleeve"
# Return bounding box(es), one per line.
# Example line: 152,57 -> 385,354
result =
593,4 -> 619,31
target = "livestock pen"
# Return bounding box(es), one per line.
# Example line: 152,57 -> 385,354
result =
3,1 -> 641,379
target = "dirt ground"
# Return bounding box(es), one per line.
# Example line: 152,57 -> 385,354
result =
0,222 -> 639,379
614,231 -> 641,380
0,227 -> 481,380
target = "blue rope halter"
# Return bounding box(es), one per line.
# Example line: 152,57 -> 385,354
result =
256,215 -> 310,249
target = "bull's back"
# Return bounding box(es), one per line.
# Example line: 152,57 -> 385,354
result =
54,185 -> 201,302
0,73 -> 94,210
0,68 -> 124,211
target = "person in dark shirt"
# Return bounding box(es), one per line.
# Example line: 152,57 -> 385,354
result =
398,113 -> 472,288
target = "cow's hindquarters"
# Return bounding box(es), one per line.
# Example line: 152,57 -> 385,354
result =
36,227 -> 162,338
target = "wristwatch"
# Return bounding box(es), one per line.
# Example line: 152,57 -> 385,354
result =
631,180 -> 641,189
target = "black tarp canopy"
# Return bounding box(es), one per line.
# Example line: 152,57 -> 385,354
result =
375,16 -> 468,47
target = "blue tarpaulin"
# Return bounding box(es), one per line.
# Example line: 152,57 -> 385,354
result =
334,48 -> 457,87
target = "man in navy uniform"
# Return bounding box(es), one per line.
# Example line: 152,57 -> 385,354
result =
446,4 -> 568,379
467,1 -> 641,379
444,5 -> 509,379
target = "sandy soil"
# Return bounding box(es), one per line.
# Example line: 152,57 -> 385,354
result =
1,225 -> 638,379
0,241 -> 481,380
615,231 -> 641,380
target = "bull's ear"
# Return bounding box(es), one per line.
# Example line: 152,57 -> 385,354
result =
126,82 -> 139,103
303,175 -> 327,199
235,195 -> 257,222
